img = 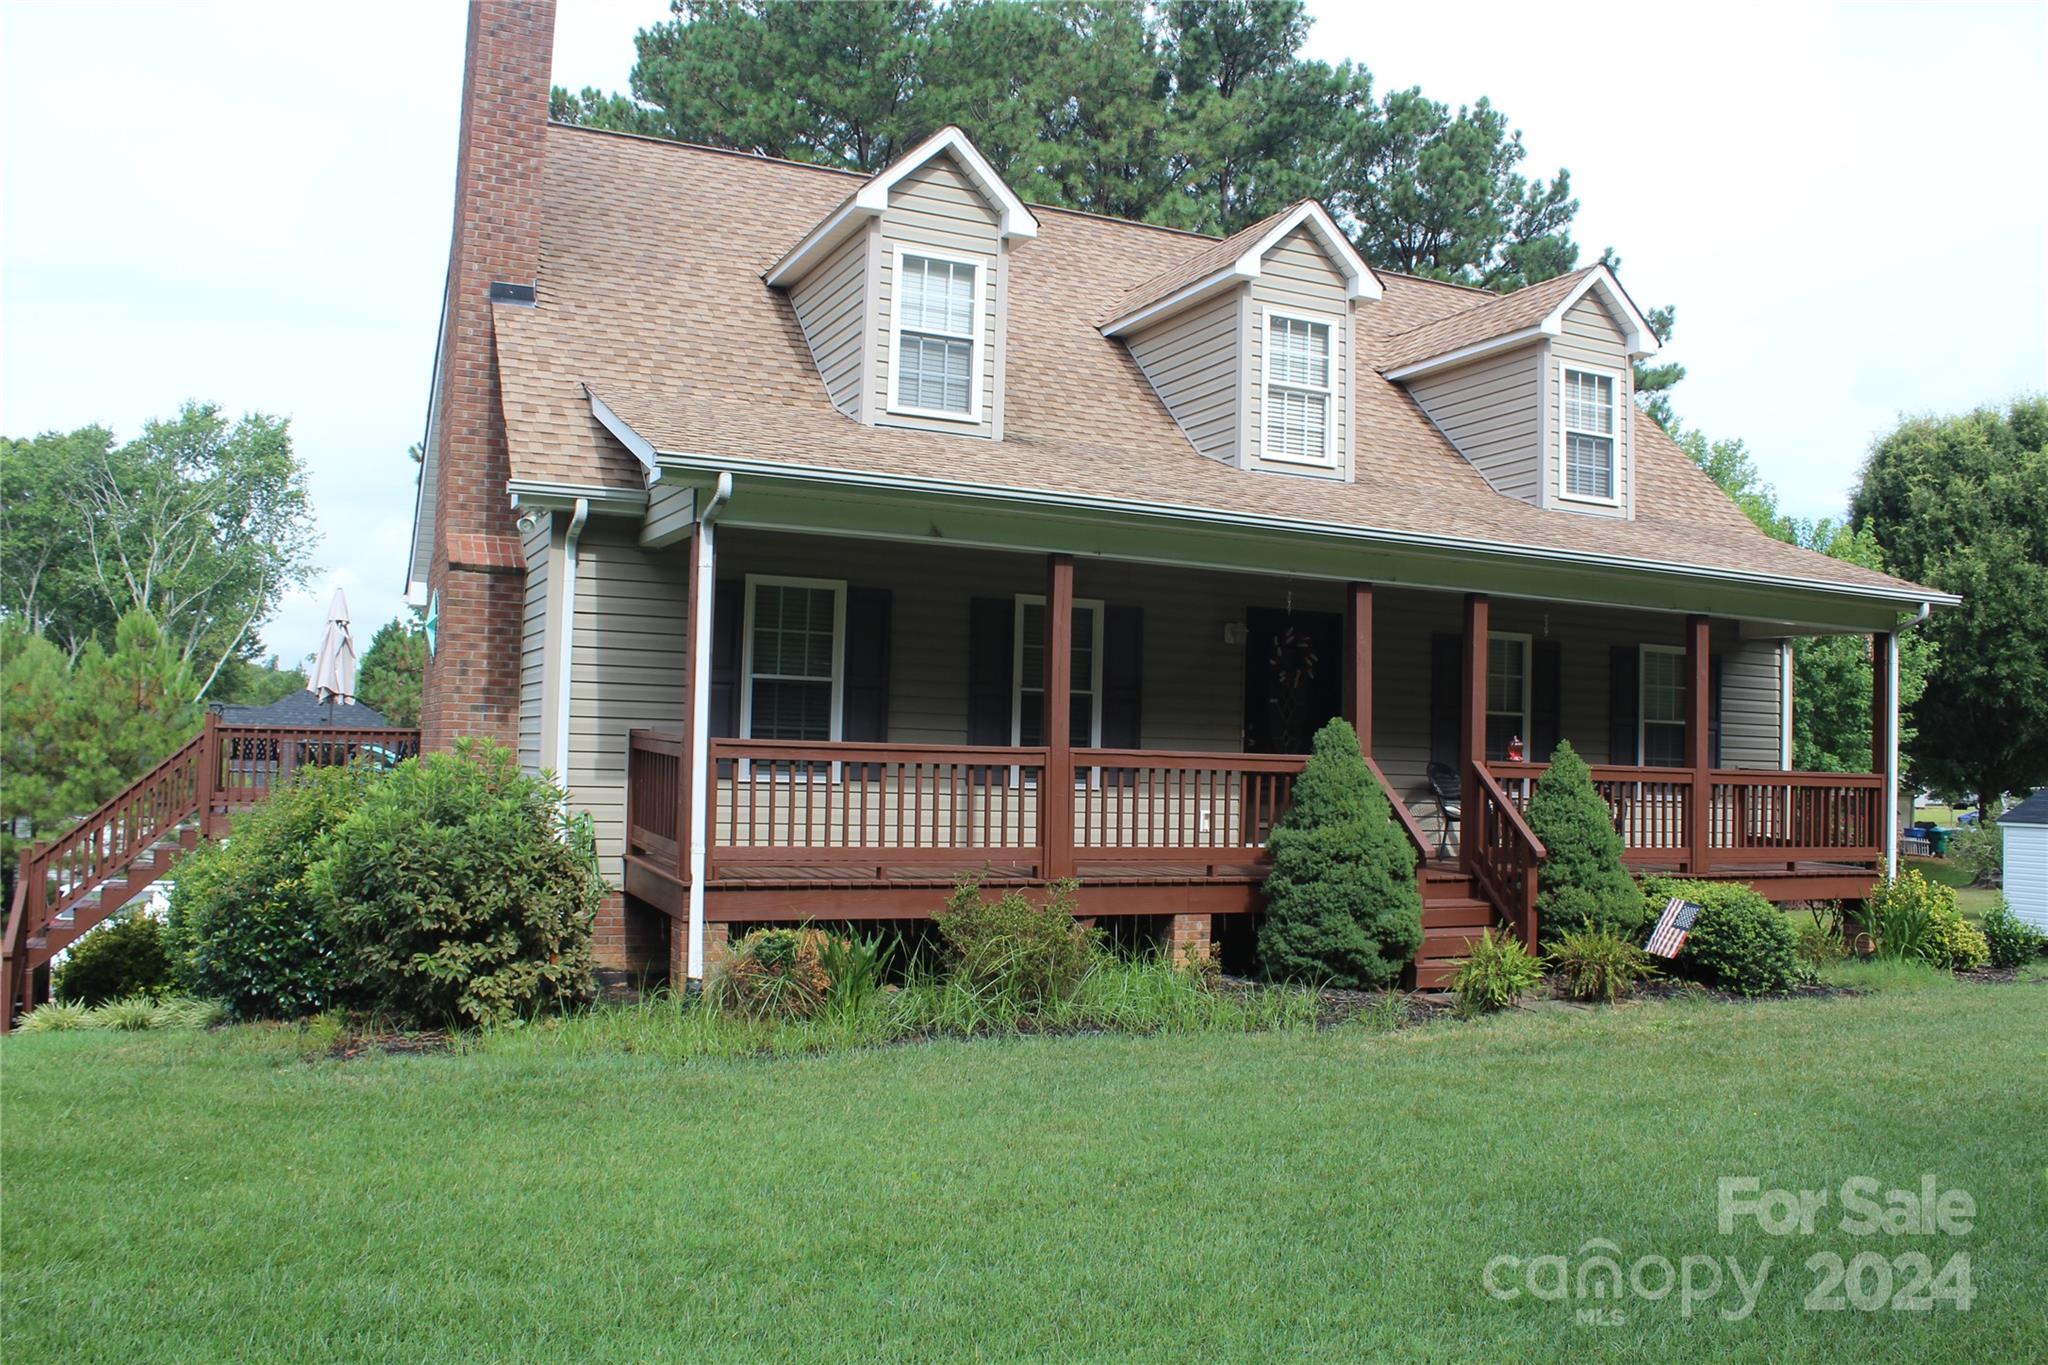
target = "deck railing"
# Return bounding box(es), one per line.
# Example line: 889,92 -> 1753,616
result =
1070,748 -> 1304,870
1468,764 -> 1545,949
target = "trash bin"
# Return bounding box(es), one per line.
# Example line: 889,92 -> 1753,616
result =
1927,827 -> 1955,857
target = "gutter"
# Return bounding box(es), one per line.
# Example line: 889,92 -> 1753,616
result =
686,471 -> 734,983
553,497 -> 590,782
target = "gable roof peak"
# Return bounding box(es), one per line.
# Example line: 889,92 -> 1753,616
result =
765,125 -> 1036,287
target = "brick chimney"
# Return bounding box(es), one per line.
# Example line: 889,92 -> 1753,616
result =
418,0 -> 555,752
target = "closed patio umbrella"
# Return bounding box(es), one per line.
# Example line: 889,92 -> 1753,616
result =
309,588 -> 358,715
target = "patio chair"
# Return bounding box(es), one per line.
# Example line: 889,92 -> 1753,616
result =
1426,760 -> 1461,860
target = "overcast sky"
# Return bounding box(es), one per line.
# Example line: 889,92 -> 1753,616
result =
3,1 -> 2043,668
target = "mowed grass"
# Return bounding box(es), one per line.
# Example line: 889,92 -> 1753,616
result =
5,986 -> 2046,1362
1906,854 -> 2002,916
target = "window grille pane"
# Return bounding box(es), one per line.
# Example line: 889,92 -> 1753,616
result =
749,679 -> 832,741
1566,433 -> 1614,499
1018,603 -> 1097,743
1643,720 -> 1687,768
1487,637 -> 1525,715
1265,387 -> 1329,461
1642,650 -> 1685,724
1269,317 -> 1330,389
1564,370 -> 1614,433
897,334 -> 974,413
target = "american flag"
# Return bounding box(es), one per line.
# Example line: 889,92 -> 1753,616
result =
1646,897 -> 1702,958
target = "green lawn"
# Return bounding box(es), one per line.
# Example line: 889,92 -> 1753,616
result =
1906,854 -> 2002,916
5,983 -> 2044,1361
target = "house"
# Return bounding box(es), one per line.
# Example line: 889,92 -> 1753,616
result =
213,692 -> 393,730
408,2 -> 1952,987
1998,789 -> 2048,930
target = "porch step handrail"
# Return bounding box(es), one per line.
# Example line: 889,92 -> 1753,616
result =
1467,762 -> 1545,950
1364,755 -> 1432,864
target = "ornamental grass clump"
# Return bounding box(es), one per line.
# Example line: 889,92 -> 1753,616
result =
1524,740 -> 1640,942
1547,926 -> 1656,1002
707,929 -> 831,1021
1257,718 -> 1422,988
1451,928 -> 1543,1014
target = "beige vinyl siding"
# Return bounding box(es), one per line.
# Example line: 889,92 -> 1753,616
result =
874,154 -> 1000,438
1404,346 -> 1543,502
1720,637 -> 1785,769
788,227 -> 869,417
1545,293 -> 1634,517
1245,226 -> 1351,477
565,523 -> 689,878
641,481 -> 696,548
518,515 -> 555,778
1124,291 -> 1240,463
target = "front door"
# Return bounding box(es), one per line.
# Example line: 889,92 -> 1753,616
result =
1242,607 -> 1343,755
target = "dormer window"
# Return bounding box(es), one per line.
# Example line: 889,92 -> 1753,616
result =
1561,368 -> 1618,502
1264,313 -> 1335,465
891,249 -> 980,419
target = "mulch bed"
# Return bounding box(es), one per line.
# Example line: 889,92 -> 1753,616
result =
325,1031 -> 453,1060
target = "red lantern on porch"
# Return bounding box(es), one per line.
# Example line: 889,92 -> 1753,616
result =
1508,735 -> 1526,762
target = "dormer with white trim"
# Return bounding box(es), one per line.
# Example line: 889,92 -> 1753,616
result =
1382,266 -> 1662,519
765,126 -> 1037,441
1103,202 -> 1381,482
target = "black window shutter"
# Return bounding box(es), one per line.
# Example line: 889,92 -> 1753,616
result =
1100,604 -> 1143,749
966,596 -> 1014,746
841,587 -> 891,742
1608,645 -> 1639,765
1709,654 -> 1724,769
1532,640 -> 1562,762
708,580 -> 744,738
1429,633 -> 1462,769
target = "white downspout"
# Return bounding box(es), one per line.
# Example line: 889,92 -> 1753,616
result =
553,497 -> 590,785
686,473 -> 734,983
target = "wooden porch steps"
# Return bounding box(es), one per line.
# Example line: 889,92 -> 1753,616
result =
1413,869 -> 1498,991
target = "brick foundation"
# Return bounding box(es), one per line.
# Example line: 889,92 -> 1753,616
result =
667,918 -> 729,984
1169,912 -> 1213,967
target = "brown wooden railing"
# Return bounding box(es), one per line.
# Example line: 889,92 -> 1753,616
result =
1071,748 -> 1304,870
3,715 -> 421,1028
1483,761 -> 1882,873
1468,763 -> 1545,950
1365,755 -> 1432,864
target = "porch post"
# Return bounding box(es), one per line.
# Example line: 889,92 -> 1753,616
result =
1043,554 -> 1076,879
1342,582 -> 1373,755
1686,614 -> 1711,875
1873,631 -> 1899,877
1461,593 -> 1488,873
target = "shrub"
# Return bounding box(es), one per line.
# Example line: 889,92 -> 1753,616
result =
1548,926 -> 1655,1002
1862,870 -> 1946,963
936,876 -> 1101,1005
1258,719 -> 1423,988
1525,740 -> 1640,941
1950,820 -> 2001,886
1451,928 -> 1543,1014
1640,877 -> 1798,996
1922,900 -> 1989,972
314,741 -> 601,1028
818,930 -> 897,1014
53,912 -> 172,1006
18,1000 -> 94,1032
707,929 -> 830,1020
1979,899 -> 2044,969
165,763 -> 368,1018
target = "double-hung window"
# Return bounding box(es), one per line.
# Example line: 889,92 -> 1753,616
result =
1486,633 -> 1532,761
741,576 -> 845,742
1639,645 -> 1687,767
1561,368 -> 1618,501
1263,313 -> 1335,465
892,250 -> 979,419
1012,596 -> 1104,748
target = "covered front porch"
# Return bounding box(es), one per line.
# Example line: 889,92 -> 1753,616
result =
575,524 -> 1898,978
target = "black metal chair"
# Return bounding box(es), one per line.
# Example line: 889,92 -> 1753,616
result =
1426,760 -> 1462,860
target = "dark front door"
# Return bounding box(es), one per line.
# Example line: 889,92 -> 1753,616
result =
1243,607 -> 1343,755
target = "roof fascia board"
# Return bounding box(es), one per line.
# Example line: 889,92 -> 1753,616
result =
586,387 -> 662,485
507,479 -> 649,515
648,450 -> 1952,618
1545,266 -> 1662,356
1101,202 -> 1384,338
1099,265 -> 1254,338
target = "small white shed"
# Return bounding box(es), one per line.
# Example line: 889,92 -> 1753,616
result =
2001,788 -> 2048,930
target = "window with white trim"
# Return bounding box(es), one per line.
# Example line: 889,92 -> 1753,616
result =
1013,596 -> 1104,748
1561,368 -> 1617,501
741,577 -> 845,742
1486,633 -> 1531,761
1639,644 -> 1686,768
893,251 -> 978,417
1263,314 -> 1334,465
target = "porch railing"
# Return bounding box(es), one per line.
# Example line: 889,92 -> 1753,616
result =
1071,748 -> 1305,873
1483,761 -> 1882,872
1468,764 -> 1544,949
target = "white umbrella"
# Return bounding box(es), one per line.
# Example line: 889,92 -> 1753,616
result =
309,588 -> 357,709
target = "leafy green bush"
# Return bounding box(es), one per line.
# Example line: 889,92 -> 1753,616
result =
1258,719 -> 1422,988
1950,820 -> 2001,885
1922,900 -> 1989,972
936,876 -> 1101,1005
314,741 -> 600,1028
707,928 -> 830,1020
1979,899 -> 2044,969
1640,877 -> 1798,995
165,764 -> 368,1018
53,912 -> 172,1006
18,1000 -> 93,1032
1547,926 -> 1655,1002
1863,870 -> 1947,963
1525,740 -> 1640,941
1451,928 -> 1543,1014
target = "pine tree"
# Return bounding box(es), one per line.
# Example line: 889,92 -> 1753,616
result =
1258,718 -> 1422,987
1524,739 -> 1639,940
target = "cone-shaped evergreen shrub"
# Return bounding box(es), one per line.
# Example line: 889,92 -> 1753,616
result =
1525,739 -> 1641,942
1258,718 -> 1422,987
